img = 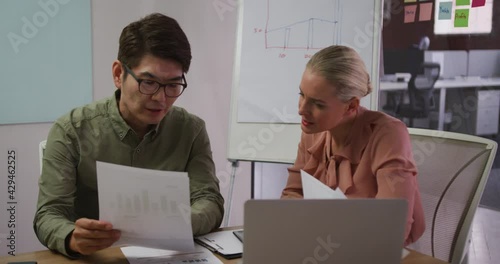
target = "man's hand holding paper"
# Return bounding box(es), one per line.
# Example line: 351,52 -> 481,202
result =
69,218 -> 121,255
96,161 -> 195,252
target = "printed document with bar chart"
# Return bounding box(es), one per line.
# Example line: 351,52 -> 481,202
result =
96,161 -> 194,251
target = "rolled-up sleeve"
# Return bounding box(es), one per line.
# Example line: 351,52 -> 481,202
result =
187,121 -> 224,235
370,122 -> 425,245
33,121 -> 78,257
282,133 -> 307,199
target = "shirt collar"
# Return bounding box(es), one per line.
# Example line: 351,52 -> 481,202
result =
108,90 -> 131,140
307,106 -> 372,164
109,90 -> 163,141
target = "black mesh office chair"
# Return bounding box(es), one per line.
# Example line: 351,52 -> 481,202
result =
395,62 -> 441,127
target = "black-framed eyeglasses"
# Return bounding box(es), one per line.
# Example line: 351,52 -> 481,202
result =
122,63 -> 187,98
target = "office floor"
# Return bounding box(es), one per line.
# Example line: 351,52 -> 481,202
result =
472,131 -> 500,264
479,129 -> 500,211
469,206 -> 500,263
480,168 -> 500,211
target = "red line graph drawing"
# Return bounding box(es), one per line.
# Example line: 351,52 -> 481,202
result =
264,0 -> 342,50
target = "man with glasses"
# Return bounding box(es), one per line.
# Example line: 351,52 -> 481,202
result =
33,13 -> 224,258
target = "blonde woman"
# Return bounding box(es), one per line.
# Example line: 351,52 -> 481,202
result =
281,45 -> 425,246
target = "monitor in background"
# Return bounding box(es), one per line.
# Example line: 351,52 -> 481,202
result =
424,50 -> 468,79
383,48 -> 424,75
468,50 -> 500,77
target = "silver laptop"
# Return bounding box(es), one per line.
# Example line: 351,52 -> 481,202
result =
243,199 -> 407,264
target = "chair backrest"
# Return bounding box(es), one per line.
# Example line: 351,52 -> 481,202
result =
407,128 -> 497,264
39,140 -> 46,174
408,62 -> 441,114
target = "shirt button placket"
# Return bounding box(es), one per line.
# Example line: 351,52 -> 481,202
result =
132,148 -> 141,165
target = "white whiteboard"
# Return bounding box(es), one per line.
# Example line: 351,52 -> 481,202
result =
228,0 -> 382,162
434,0 -> 493,35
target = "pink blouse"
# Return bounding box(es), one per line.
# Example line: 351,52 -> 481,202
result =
282,107 -> 425,246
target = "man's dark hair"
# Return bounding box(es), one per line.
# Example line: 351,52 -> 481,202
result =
118,13 -> 191,73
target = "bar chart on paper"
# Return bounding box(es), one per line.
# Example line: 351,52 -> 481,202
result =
96,162 -> 192,240
100,185 -> 190,239
109,189 -> 182,217
100,182 -> 189,225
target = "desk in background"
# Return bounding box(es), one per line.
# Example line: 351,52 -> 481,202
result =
380,77 -> 500,133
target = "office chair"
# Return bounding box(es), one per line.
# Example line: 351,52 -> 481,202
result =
381,90 -> 403,116
407,128 -> 497,264
395,62 -> 441,127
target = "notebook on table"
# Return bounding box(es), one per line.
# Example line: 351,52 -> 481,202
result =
194,229 -> 243,259
242,199 -> 408,264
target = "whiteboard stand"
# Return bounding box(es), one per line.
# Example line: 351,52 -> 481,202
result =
223,159 -> 239,227
251,161 -> 256,199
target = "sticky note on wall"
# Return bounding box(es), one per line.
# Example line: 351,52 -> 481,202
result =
404,5 -> 417,23
454,9 -> 469,27
471,0 -> 486,7
419,2 -> 433,21
456,0 -> 471,5
439,2 -> 453,20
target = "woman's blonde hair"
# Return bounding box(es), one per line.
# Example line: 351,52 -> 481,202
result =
306,45 -> 372,102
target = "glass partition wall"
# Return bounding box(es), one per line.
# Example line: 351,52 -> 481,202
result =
378,0 -> 500,212
380,0 -> 498,133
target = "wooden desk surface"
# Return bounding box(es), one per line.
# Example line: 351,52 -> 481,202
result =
0,246 -> 449,264
0,226 -> 448,264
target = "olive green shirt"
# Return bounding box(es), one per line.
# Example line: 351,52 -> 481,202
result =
34,91 -> 224,257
